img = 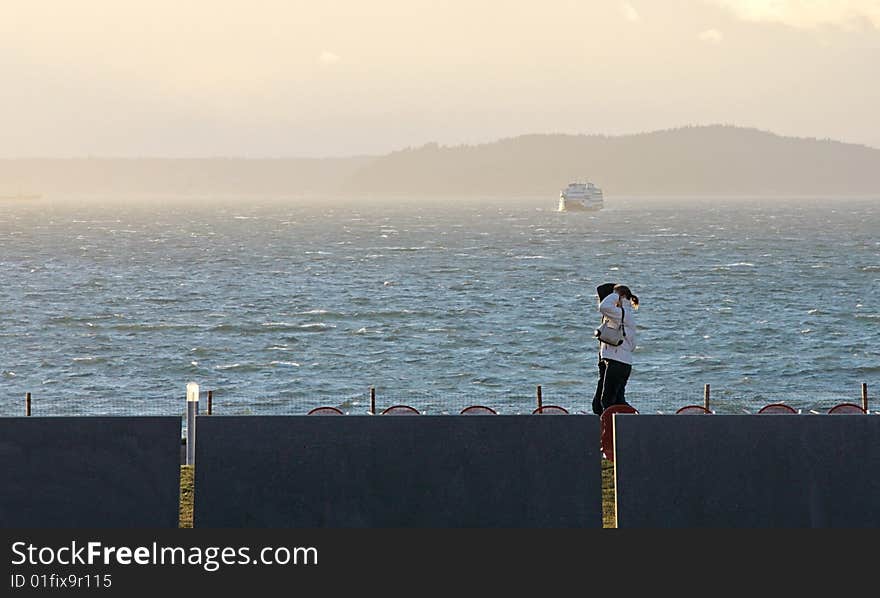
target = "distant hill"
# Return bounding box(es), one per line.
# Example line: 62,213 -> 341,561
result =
3,126 -> 879,198
0,157 -> 371,198
342,125 -> 880,197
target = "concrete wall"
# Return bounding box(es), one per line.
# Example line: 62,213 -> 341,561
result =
194,415 -> 601,527
0,417 -> 181,528
614,415 -> 880,528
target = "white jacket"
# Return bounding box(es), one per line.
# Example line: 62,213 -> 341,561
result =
598,292 -> 637,365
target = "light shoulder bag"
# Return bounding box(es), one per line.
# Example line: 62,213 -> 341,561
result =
594,305 -> 626,346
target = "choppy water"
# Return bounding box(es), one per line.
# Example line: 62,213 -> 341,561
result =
1,195 -> 877,416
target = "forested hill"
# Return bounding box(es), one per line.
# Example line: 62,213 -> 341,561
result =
341,125 -> 880,197
3,126 -> 879,198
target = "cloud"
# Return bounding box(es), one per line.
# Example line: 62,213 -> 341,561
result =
708,1 -> 880,29
318,51 -> 341,65
620,1 -> 640,21
698,28 -> 725,43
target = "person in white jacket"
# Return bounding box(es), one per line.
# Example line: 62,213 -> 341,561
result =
591,282 -> 617,415
596,284 -> 639,413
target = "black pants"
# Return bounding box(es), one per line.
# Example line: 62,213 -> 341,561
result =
591,358 -> 606,415
597,358 -> 632,413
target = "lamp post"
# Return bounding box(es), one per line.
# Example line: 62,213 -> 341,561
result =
186,382 -> 199,466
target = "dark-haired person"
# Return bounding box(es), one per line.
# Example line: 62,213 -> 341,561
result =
597,284 -> 639,412
591,282 -> 617,415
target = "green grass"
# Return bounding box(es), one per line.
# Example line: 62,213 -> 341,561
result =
179,465 -> 194,528
601,458 -> 616,528
178,463 -> 617,528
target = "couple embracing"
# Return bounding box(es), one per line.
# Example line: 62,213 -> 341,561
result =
591,282 -> 639,416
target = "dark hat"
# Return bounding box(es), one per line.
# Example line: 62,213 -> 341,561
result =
596,282 -> 616,300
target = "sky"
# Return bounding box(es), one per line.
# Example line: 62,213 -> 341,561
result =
2,0 -> 879,157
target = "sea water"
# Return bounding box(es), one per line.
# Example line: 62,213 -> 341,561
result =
1,195 -> 877,416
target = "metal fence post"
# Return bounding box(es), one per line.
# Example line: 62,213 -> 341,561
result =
25,392 -> 31,416
704,384 -> 710,411
536,385 -> 543,411
862,383 -> 869,413
186,382 -> 199,466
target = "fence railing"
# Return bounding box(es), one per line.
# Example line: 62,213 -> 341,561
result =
6,382 -> 873,418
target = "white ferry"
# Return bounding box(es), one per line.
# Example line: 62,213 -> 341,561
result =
558,182 -> 603,212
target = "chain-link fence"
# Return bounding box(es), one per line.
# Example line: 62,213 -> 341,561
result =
3,383 -> 873,418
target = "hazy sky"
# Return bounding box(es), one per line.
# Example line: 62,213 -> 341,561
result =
2,0 -> 879,157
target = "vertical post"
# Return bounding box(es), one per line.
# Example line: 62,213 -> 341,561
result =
370,386 -> 376,415
862,383 -> 869,413
207,390 -> 213,416
25,392 -> 31,417
186,382 -> 199,466
703,384 -> 710,411
536,385 -> 543,411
